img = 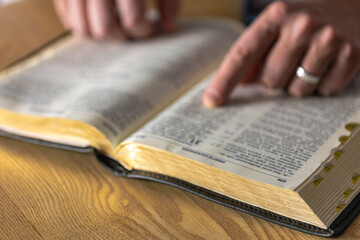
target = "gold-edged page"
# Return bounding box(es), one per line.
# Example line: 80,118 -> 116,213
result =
121,73 -> 360,189
294,121 -> 360,228
0,19 -> 243,149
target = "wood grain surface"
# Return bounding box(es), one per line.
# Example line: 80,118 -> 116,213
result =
1,136 -> 359,240
1,0 -> 360,239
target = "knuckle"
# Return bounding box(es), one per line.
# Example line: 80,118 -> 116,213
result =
267,1 -> 290,21
290,13 -> 316,43
230,43 -> 252,64
289,88 -> 305,97
295,13 -> 315,33
341,43 -> 359,62
320,26 -> 338,47
257,21 -> 276,37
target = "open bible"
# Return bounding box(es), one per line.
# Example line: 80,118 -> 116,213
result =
1,19 -> 360,237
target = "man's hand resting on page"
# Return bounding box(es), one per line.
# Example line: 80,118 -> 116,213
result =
203,0 -> 360,108
53,0 -> 179,39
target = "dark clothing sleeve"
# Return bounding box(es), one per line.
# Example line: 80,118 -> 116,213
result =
244,0 -> 274,24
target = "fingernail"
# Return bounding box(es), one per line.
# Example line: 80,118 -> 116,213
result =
203,88 -> 222,108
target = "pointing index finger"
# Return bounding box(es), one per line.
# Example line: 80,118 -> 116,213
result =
202,1 -> 289,108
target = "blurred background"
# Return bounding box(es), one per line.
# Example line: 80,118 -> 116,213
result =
0,0 -> 273,70
0,0 -> 274,21
0,0 -> 20,4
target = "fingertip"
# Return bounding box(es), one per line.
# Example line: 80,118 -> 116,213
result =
123,19 -> 155,39
288,86 -> 307,97
72,26 -> 90,38
202,95 -> 218,109
117,0 -> 155,39
137,21 -> 155,38
111,29 -> 128,40
162,21 -> 178,33
71,27 -> 89,38
288,78 -> 316,97
92,28 -> 126,41
318,78 -> 343,97
318,85 -> 338,97
202,87 -> 223,108
67,0 -> 89,38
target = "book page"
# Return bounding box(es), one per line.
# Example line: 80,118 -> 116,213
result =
0,19 -> 243,148
123,73 -> 360,189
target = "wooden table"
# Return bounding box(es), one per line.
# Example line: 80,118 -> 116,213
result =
1,1 -> 360,239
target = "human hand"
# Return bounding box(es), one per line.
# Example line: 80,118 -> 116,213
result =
53,0 -> 179,39
203,0 -> 360,108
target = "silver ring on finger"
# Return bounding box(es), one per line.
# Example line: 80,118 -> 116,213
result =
296,66 -> 321,85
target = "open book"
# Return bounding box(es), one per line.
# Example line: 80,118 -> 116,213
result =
1,19 -> 360,237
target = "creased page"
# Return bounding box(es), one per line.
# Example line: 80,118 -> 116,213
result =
0,19 -> 243,148
123,73 -> 360,189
